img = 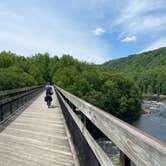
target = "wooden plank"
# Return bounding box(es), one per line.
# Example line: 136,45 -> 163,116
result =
56,86 -> 166,166
2,129 -> 69,146
0,147 -> 73,166
8,123 -> 66,135
13,119 -> 65,127
0,139 -> 73,161
0,152 -> 43,166
4,127 -> 68,140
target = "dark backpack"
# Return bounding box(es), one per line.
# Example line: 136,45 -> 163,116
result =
44,95 -> 52,102
46,86 -> 53,95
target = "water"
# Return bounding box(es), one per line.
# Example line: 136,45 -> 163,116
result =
97,100 -> 166,165
133,100 -> 166,143
97,138 -> 120,166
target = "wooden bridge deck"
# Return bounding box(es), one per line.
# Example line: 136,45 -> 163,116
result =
0,90 -> 79,166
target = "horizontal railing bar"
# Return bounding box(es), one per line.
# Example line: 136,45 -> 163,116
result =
56,88 -> 114,166
0,87 -> 43,105
0,86 -> 42,97
55,86 -> 166,166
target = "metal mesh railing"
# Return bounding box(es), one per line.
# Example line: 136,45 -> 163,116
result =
0,86 -> 44,122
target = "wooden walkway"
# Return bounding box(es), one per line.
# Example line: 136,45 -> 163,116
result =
0,89 -> 79,166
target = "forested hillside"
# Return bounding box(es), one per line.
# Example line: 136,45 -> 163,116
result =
103,47 -> 166,95
0,51 -> 142,121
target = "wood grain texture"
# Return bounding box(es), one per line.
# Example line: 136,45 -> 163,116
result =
56,86 -> 166,166
0,88 -> 79,166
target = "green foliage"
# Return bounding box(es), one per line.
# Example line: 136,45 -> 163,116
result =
0,51 -> 50,90
103,47 -> 166,95
0,66 -> 37,90
0,51 -> 17,68
28,64 -> 45,84
52,56 -> 142,121
30,53 -> 51,82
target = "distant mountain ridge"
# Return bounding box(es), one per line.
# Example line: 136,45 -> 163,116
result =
103,47 -> 166,73
102,47 -> 166,95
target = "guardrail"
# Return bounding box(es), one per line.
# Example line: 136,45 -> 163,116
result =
55,86 -> 166,166
0,86 -> 40,97
0,86 -> 44,122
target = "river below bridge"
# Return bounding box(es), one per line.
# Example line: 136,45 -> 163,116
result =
132,100 -> 166,143
97,100 -> 166,165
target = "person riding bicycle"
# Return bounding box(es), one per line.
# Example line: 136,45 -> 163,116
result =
44,82 -> 53,107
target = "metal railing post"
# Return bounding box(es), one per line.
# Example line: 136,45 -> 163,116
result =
0,105 -> 4,121
10,101 -> 12,114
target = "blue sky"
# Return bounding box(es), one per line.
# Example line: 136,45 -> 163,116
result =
0,0 -> 166,63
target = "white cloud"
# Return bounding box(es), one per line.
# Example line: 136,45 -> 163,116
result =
93,28 -> 105,36
141,37 -> 166,52
114,0 -> 166,36
121,36 -> 136,42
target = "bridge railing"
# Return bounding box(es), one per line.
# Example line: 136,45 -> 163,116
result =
0,86 -> 39,97
55,86 -> 166,166
0,86 -> 44,122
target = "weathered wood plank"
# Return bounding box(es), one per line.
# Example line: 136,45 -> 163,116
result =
0,152 -> 43,166
2,129 -> 69,147
0,140 -> 74,162
56,86 -> 166,166
13,120 -> 65,128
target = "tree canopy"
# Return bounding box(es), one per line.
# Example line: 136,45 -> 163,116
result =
103,47 -> 166,95
0,51 -> 142,121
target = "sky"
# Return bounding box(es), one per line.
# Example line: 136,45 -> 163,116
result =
0,0 -> 166,64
